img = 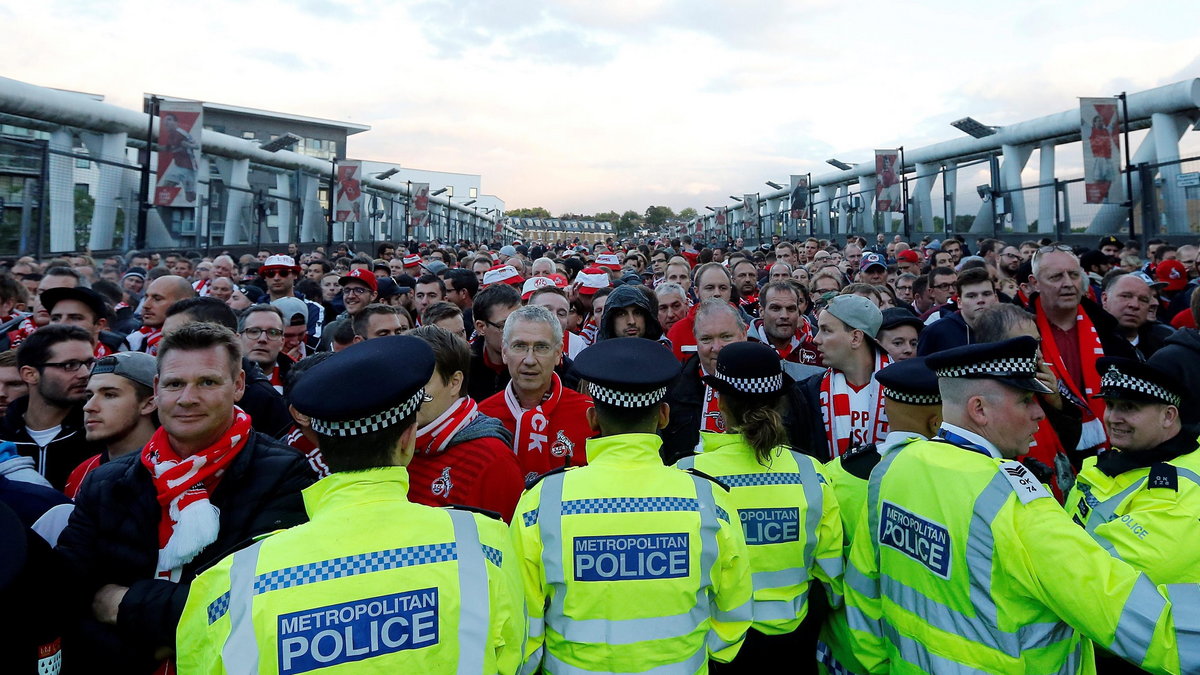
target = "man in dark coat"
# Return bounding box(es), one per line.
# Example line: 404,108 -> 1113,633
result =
55,323 -> 314,673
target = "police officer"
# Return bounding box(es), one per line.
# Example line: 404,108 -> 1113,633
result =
819,356 -> 942,675
177,335 -> 526,674
845,337 -> 1197,674
1067,358 -> 1200,577
511,337 -> 753,673
674,341 -> 842,673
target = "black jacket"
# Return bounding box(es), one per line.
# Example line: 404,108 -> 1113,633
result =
55,432 -> 315,673
916,311 -> 971,356
1149,328 -> 1200,425
660,355 -> 821,465
239,357 -> 293,439
0,397 -> 105,492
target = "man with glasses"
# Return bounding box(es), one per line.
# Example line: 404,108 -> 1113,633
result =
478,305 -> 593,481
259,255 -> 323,343
239,305 -> 290,394
1,324 -> 103,491
921,266 -> 959,322
650,249 -> 670,285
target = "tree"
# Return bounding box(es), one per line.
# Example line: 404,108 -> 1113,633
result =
678,207 -> 698,220
643,205 -> 676,230
593,211 -> 620,223
504,206 -> 551,218
74,189 -> 95,249
616,210 -> 642,236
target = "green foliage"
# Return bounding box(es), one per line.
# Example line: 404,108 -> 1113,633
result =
74,189 -> 94,249
504,206 -> 551,218
643,205 -> 675,229
678,207 -> 698,220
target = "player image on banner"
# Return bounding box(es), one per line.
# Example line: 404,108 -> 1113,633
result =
409,182 -> 430,231
153,101 -> 202,207
743,194 -> 759,231
334,161 -> 362,222
875,150 -> 903,213
715,207 -> 727,234
789,174 -> 809,220
1081,97 -> 1124,204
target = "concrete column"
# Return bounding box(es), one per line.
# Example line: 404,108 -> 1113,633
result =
274,172 -> 293,243
942,161 -> 958,232
299,173 -> 321,242
1152,112 -> 1189,233
48,128 -> 75,252
79,131 -> 128,251
1000,144 -> 1034,230
1037,142 -> 1056,233
914,163 -> 936,231
859,176 -> 878,233
222,158 -> 250,245
818,185 -> 837,235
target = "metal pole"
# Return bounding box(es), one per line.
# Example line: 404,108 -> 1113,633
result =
1118,92 -> 1135,240
136,95 -> 158,250
900,146 -> 911,241
989,154 -> 1001,239
326,158 -> 336,251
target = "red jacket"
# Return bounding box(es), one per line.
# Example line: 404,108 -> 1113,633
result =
406,413 -> 524,523
478,383 -> 594,482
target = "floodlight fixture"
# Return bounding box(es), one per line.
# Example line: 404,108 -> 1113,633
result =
951,117 -> 999,138
431,187 -> 449,196
826,159 -> 855,171
374,168 -> 399,180
765,181 -> 784,190
259,133 -> 302,153
729,195 -> 742,202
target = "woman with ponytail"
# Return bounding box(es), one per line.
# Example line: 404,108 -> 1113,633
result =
675,341 -> 844,673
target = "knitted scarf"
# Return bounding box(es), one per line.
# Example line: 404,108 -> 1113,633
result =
1034,298 -> 1107,450
136,325 -> 164,355
503,373 -> 564,458
140,408 -> 251,580
416,397 -> 479,455
819,350 -> 890,459
701,384 -> 725,433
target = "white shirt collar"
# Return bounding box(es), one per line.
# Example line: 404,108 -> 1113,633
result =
939,422 -> 1004,459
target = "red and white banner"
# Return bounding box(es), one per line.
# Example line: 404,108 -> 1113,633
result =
153,101 -> 202,207
789,174 -> 809,220
334,161 -> 362,222
875,150 -> 903,213
1081,97 -> 1124,204
409,182 -> 430,232
743,194 -> 759,231
715,206 -> 727,234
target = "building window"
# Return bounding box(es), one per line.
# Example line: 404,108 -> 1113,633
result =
327,140 -> 337,154
242,131 -> 256,140
75,157 -> 91,169
75,183 -> 90,196
469,187 -> 478,198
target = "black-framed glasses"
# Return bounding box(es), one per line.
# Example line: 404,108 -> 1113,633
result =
483,318 -> 506,331
342,286 -> 372,296
242,327 -> 284,340
40,358 -> 95,372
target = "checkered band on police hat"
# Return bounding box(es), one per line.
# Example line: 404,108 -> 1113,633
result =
309,388 -> 427,437
714,369 -> 783,395
588,383 -> 668,408
934,355 -> 1038,379
1100,365 -> 1181,407
882,387 -> 941,406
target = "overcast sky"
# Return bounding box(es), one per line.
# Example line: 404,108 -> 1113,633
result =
5,0 -> 1199,215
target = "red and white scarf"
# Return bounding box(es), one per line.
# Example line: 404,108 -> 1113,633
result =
193,278 -> 211,297
701,384 -> 726,433
416,397 -> 479,455
1034,298 -> 1107,450
94,341 -> 114,358
140,408 -> 252,580
135,325 -> 164,355
504,373 -> 564,458
820,351 -> 890,459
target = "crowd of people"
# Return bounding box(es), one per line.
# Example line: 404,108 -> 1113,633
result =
1,229 -> 1198,673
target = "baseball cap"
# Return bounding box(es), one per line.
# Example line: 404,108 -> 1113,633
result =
596,254 -> 621,271
860,252 -> 887,271
521,276 -> 556,300
402,254 -> 422,269
376,276 -> 401,300
896,250 -> 919,264
339,268 -> 378,293
260,255 -> 301,275
1098,235 -> 1122,250
824,294 -> 883,338
271,297 -> 309,327
91,351 -> 157,389
575,266 -> 610,296
499,245 -> 517,258
482,265 -> 523,287
1155,260 -> 1188,292
422,261 -> 448,276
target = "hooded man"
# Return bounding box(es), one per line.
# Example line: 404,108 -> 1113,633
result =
595,284 -> 664,342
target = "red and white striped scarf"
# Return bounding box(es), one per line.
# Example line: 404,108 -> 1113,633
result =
820,351 -> 890,459
415,397 -> 479,455
136,325 -> 164,355
94,341 -> 114,358
504,373 -> 563,458
1034,298 -> 1107,450
193,278 -> 211,297
140,408 -> 251,580
700,384 -> 725,433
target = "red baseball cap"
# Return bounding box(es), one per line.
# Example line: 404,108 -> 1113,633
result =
339,267 -> 378,293
897,250 -> 919,264
1155,260 -> 1188,292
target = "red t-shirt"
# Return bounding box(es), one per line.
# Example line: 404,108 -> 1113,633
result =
64,453 -> 105,499
1050,322 -> 1084,394
406,434 -> 524,523
478,386 -> 594,482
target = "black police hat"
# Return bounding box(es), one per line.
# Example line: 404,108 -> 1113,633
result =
875,356 -> 940,405
1098,235 -> 1122,249
571,337 -> 680,408
1094,357 -> 1183,407
925,336 -> 1052,394
290,335 -> 435,437
40,287 -> 110,322
701,341 -> 786,397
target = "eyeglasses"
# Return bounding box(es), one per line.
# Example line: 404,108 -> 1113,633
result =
1038,245 -> 1073,254
263,269 -> 292,278
242,327 -> 284,340
483,318 -> 506,331
40,358 -> 95,372
506,342 -> 556,356
343,286 -> 373,296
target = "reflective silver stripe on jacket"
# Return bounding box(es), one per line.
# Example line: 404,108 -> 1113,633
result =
222,539 -> 265,675
449,509 -> 491,675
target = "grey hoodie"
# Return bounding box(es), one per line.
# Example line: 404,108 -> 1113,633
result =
0,442 -> 53,488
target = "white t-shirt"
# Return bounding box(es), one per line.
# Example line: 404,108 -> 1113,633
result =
845,383 -> 880,448
26,425 -> 61,448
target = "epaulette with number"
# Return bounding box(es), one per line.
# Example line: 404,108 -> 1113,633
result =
1148,463 -> 1178,491
840,443 -> 881,480
525,465 -> 574,491
447,504 -> 504,521
684,468 -> 731,491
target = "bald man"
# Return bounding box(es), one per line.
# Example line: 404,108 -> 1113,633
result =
125,276 -> 196,355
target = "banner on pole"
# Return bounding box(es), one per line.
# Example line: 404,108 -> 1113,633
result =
1081,97 -> 1124,204
743,194 -> 759,231
715,207 -> 727,234
409,183 -> 430,232
153,100 -> 202,207
875,150 -> 903,212
334,161 -> 362,222
789,174 -> 809,220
